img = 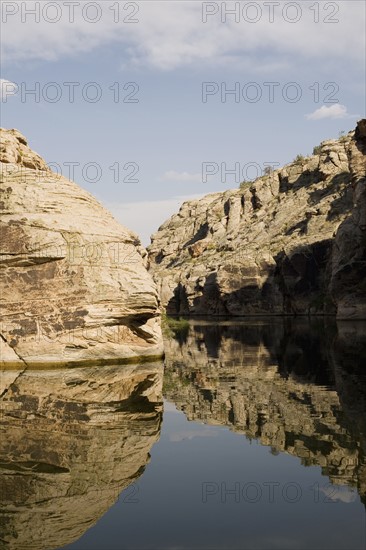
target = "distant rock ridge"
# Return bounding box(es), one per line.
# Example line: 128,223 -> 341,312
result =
148,120 -> 366,318
0,128 -> 163,365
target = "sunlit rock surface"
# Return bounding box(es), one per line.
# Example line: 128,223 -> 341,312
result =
149,121 -> 366,318
0,128 -> 163,365
0,362 -> 163,549
163,321 -> 366,503
330,120 -> 366,318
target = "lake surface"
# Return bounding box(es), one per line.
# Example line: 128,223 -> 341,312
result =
1,319 -> 365,549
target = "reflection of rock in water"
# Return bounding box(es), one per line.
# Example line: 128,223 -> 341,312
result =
163,320 -> 366,503
0,362 -> 163,549
330,322 -> 366,503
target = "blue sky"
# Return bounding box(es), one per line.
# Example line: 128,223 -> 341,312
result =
1,0 -> 365,244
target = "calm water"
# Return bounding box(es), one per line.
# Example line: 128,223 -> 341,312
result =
1,319 -> 365,550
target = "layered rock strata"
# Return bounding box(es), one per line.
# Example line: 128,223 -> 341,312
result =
149,121 -> 366,318
0,361 -> 163,549
0,129 -> 163,365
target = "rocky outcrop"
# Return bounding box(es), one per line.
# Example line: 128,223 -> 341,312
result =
330,120 -> 366,318
0,129 -> 163,365
149,121 -> 366,318
163,321 -> 366,503
0,361 -> 163,549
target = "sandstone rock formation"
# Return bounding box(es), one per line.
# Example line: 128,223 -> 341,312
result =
330,120 -> 366,318
149,121 -> 366,318
0,361 -> 163,549
163,321 -> 366,503
0,129 -> 163,365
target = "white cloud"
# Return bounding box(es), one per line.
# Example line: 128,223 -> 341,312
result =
170,429 -> 218,442
106,194 -> 205,247
320,486 -> 357,503
159,170 -> 203,183
0,79 -> 18,101
306,104 -> 350,120
1,2 -> 364,70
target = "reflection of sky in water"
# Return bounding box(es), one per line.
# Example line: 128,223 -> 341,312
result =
166,399 -> 220,441
64,399 -> 365,550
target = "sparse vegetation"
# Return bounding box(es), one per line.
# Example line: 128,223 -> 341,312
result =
263,166 -> 274,176
161,313 -> 190,339
312,145 -> 321,155
294,154 -> 305,163
239,180 -> 251,190
338,130 -> 348,143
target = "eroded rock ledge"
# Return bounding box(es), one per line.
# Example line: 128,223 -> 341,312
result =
0,129 -> 163,365
148,120 -> 366,318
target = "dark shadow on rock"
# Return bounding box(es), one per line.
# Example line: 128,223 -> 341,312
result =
284,218 -> 309,236
183,222 -> 209,248
167,239 -> 336,316
307,172 -> 352,212
279,167 -> 326,193
193,272 -> 229,315
166,281 -> 190,315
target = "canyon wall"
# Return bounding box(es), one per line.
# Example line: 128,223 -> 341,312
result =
149,121 -> 366,318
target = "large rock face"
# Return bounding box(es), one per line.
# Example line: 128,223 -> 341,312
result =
149,121 -> 366,318
330,120 -> 366,318
163,321 -> 366,503
0,129 -> 163,365
0,361 -> 163,549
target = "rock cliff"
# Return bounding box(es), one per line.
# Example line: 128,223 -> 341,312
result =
149,121 -> 366,318
0,361 -> 163,549
330,120 -> 366,318
0,129 -> 163,365
163,321 -> 366,503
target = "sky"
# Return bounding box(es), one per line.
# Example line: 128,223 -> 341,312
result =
1,0 -> 365,245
